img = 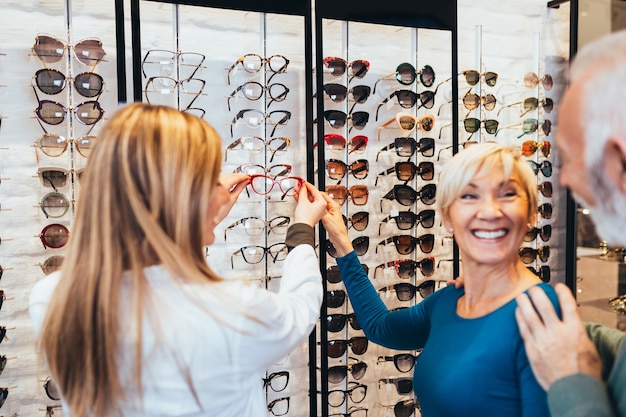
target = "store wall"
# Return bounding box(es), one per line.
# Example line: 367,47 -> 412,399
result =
0,0 -> 569,416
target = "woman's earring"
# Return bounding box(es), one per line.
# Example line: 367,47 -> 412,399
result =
448,228 -> 454,233
527,223 -> 532,230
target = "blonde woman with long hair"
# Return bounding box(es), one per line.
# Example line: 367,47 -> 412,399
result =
29,103 -> 328,417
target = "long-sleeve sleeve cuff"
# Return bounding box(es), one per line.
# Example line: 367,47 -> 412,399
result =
285,223 -> 315,252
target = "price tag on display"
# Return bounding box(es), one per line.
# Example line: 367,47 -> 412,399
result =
160,89 -> 170,94
246,247 -> 258,256
244,141 -> 255,150
249,117 -> 259,125
391,206 -> 400,217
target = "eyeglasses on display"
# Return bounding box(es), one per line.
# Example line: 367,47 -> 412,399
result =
326,358 -> 368,383
224,136 -> 290,163
230,109 -> 291,137
227,54 -> 289,85
323,56 -> 370,79
224,216 -> 290,240
327,236 -> 369,258
328,407 -> 368,417
322,83 -> 371,105
322,134 -> 368,154
519,246 -> 550,264
144,76 -> 206,109
378,377 -> 413,395
267,396 -> 289,416
524,224 -> 552,242
375,161 -> 434,186
524,72 -> 554,90
141,49 -> 206,80
326,185 -> 369,206
230,243 -> 288,268
39,223 -> 70,249
327,264 -> 369,284
527,160 -> 553,177
327,336 -> 369,357
374,257 -> 436,279
33,34 -> 106,68
377,113 -> 434,141
34,68 -> 105,98
377,352 -> 421,373
262,371 -> 289,392
326,159 -> 369,181
378,280 -> 441,301
373,63 -> 435,93
326,312 -> 362,333
381,184 -> 437,209
497,97 -> 554,117
462,90 -> 497,111
460,70 -> 498,87
376,137 -> 434,161
376,234 -> 435,255
327,289 -> 347,309
39,255 -> 64,275
40,192 -> 71,218
378,209 -> 436,233
327,382 -> 367,407
227,81 -> 289,111
521,140 -> 551,158
34,133 -> 95,159
235,163 -> 292,178
245,175 -> 302,198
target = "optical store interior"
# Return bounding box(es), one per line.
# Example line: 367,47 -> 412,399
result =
1,0 -> 626,415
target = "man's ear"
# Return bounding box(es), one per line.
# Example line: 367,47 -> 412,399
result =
603,137 -> 626,196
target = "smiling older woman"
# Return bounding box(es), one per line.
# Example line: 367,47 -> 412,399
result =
321,141 -> 559,417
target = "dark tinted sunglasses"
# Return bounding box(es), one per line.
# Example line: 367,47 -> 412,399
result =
463,117 -> 499,135
375,257 -> 435,279
539,203 -> 553,219
377,352 -> 421,373
376,137 -> 435,161
374,63 -> 435,93
375,89 -> 437,121
461,70 -> 498,87
381,184 -> 437,209
321,110 -> 369,132
327,236 -> 369,258
326,264 -> 369,284
33,34 -> 106,68
322,83 -> 371,104
34,68 -> 104,98
379,377 -> 413,395
379,210 -> 436,233
528,160 -> 553,177
379,280 -> 440,301
326,159 -> 369,181
375,161 -> 434,186
376,234 -> 435,255
323,57 -> 370,79
327,359 -> 368,383
326,185 -> 369,206
524,224 -> 552,242
527,265 -> 551,283
34,97 -> 104,126
538,181 -> 553,198
327,289 -> 347,308
342,211 -> 369,232
519,246 -> 550,264
326,313 -> 362,333
327,336 -> 368,358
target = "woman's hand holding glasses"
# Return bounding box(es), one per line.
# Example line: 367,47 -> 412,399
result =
293,181 -> 328,228
321,192 -> 354,258
214,173 -> 250,225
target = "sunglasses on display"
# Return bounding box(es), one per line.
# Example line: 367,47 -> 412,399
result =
34,68 -> 105,99
263,371 -> 289,393
375,161 -> 434,186
0,356 -> 16,378
39,255 -> 64,275
538,181 -> 553,198
39,223 -> 70,249
377,352 -> 421,373
374,257 -> 436,279
327,336 -> 369,358
230,242 -> 288,268
33,86 -> 105,128
378,279 -> 441,301
141,49 -> 206,80
320,110 -> 370,133
381,184 -> 437,209
460,70 -> 498,87
326,262 -> 367,284
37,167 -> 75,191
323,56 -> 370,80
327,236 -> 369,258
227,53 -> 289,85
373,63 -> 435,93
43,377 -> 61,401
521,140 -> 551,158
375,137 -> 435,161
524,224 -> 552,242
524,72 -> 554,90
529,265 -> 551,282
230,109 -> 291,137
224,136 -> 290,163
245,175 -> 302,198
495,118 -> 552,139
326,159 -> 369,181
46,405 -> 63,417
378,377 -> 414,395
463,117 -> 499,135
462,90 -> 497,112
497,97 -> 554,117
379,210 -> 436,234
32,34 -> 106,69
326,312 -> 362,333
327,358 -> 368,383
143,76 -> 206,109
267,397 -> 289,417
326,185 -> 369,206
327,289 -> 347,309
376,234 -> 435,255
322,83 -> 371,105
519,246 -> 550,264
539,203 -> 553,219
40,192 -> 71,219
391,399 -> 421,417
342,212 -> 370,232
527,160 -> 553,177
227,81 -> 289,111
327,382 -> 367,407
375,88 -> 440,121
322,134 -> 368,154
33,133 -> 95,160
224,215 -> 290,240
377,113 -> 435,141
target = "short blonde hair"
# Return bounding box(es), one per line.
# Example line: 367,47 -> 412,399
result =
438,142 -> 538,220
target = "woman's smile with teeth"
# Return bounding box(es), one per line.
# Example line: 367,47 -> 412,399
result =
473,229 -> 507,239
